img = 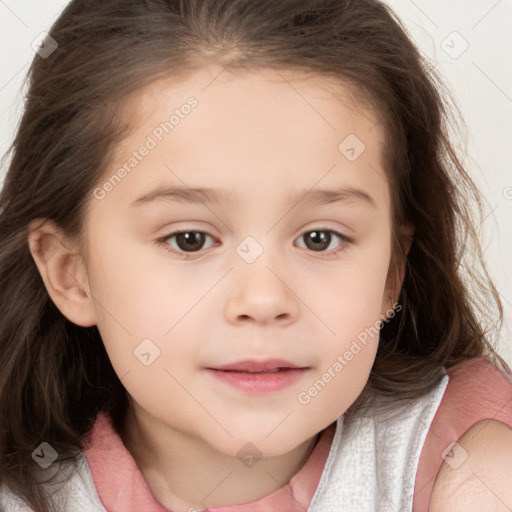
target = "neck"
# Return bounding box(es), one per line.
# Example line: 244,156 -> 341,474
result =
121,404 -> 320,511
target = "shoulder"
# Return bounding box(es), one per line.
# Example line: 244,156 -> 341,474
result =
413,357 -> 512,510
429,419 -> 512,511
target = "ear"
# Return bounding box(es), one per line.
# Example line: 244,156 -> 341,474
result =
27,219 -> 96,327
380,222 -> 414,317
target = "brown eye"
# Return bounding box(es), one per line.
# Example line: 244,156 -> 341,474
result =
303,230 -> 331,251
164,231 -> 215,253
295,229 -> 348,254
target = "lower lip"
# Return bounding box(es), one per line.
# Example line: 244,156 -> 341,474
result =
205,368 -> 308,393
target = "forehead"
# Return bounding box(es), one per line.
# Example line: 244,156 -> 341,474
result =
97,65 -> 389,214
123,66 -> 380,140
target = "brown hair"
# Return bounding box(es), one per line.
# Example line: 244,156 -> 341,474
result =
0,0 -> 508,510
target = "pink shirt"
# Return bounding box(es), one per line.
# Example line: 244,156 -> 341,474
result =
83,357 -> 512,512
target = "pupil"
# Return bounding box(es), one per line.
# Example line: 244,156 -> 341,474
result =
307,231 -> 329,251
178,232 -> 204,251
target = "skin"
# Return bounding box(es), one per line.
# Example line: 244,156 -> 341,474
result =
28,65 -> 512,512
429,419 -> 512,511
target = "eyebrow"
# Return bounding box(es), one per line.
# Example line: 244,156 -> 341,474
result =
130,185 -> 377,209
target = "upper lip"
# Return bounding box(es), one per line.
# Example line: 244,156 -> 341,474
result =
207,359 -> 307,372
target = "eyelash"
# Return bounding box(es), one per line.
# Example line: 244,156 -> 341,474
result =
156,228 -> 352,260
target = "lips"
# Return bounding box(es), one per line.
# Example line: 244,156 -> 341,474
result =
207,359 -> 306,373
205,359 -> 309,393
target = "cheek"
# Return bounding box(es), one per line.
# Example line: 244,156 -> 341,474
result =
319,251 -> 391,336
85,241 -> 206,386
296,242 -> 390,417
296,343 -> 376,429
86,237 -> 177,333
297,315 -> 380,426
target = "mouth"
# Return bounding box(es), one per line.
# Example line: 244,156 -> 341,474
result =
206,359 -> 307,373
204,359 -> 310,393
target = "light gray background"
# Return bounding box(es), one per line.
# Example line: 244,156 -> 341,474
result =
1,0 -> 511,366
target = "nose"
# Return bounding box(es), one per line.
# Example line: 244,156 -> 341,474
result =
224,258 -> 299,327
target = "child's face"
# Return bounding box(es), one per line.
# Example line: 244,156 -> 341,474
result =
80,66 -> 395,457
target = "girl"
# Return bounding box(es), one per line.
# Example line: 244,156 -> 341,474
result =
1,0 -> 511,511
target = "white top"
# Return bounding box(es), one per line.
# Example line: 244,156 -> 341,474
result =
309,374 -> 449,511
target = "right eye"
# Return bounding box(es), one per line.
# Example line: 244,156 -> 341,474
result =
157,230 -> 218,258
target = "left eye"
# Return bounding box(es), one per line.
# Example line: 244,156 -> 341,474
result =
294,229 -> 348,253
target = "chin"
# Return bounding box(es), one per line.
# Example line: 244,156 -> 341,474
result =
212,427 -> 314,461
